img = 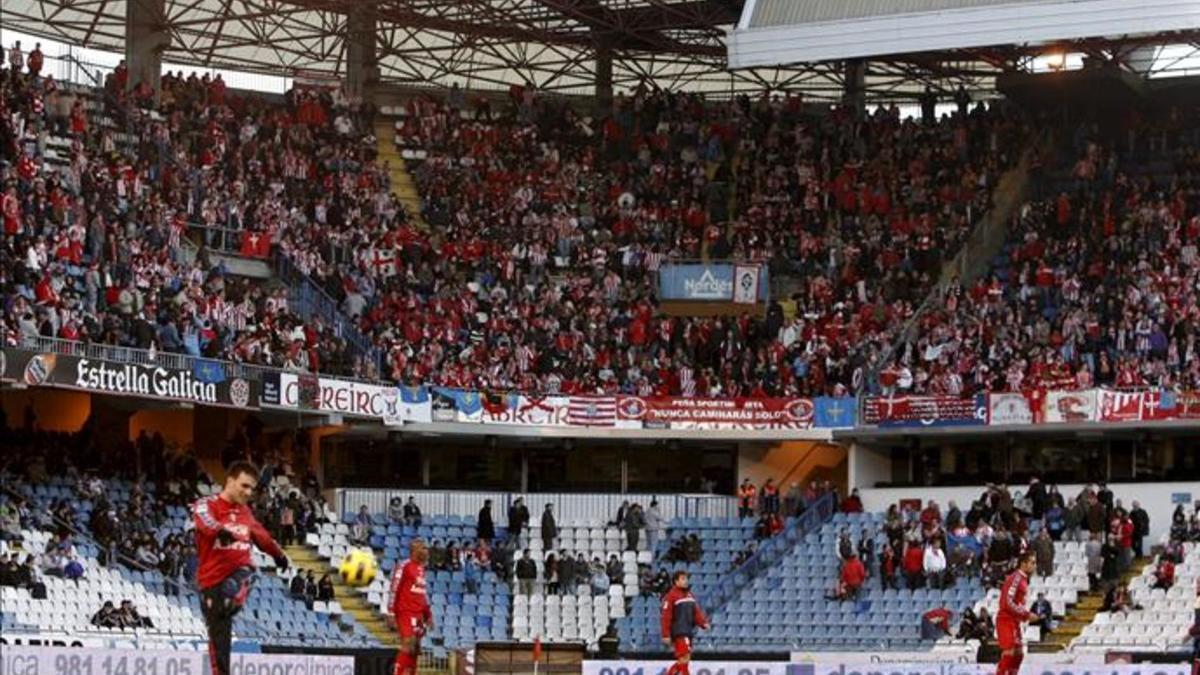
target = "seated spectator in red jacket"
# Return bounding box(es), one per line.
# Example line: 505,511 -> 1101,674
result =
1152,557 -> 1175,590
828,553 -> 866,602
921,607 -> 953,640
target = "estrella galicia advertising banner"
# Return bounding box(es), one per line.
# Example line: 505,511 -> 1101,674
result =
0,347 -> 257,409
659,263 -> 769,302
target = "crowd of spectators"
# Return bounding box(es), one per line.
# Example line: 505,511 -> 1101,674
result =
3,45 -> 1033,398
1,46 -> 386,379
328,90 -> 1025,398
839,479 -> 1164,637
881,113 -> 1200,396
90,599 -> 154,629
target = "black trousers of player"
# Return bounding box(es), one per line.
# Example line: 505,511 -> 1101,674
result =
201,569 -> 253,675
202,585 -> 241,675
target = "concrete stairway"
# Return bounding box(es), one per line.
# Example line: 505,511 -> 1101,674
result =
1029,556 -> 1151,653
284,544 -> 398,647
375,119 -> 427,229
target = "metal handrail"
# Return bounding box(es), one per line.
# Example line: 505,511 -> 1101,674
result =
13,334 -> 278,382
273,252 -> 382,369
701,492 -> 835,613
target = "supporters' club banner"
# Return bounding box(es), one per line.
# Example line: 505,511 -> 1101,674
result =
0,348 -> 256,409
813,397 -> 856,428
1042,388 -> 1098,423
567,396 -> 617,427
262,372 -> 404,425
864,395 -> 984,427
614,396 -> 815,430
658,263 -> 769,302
987,392 -> 1035,425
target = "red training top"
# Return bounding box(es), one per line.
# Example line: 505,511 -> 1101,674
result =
997,569 -> 1032,625
191,494 -> 284,590
389,559 -> 432,621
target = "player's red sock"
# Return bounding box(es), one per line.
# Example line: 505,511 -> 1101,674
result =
394,651 -> 415,675
665,664 -> 679,675
678,662 -> 690,675
1009,653 -> 1023,675
997,653 -> 1020,675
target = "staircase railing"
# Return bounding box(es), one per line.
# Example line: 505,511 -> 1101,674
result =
702,492 -> 835,613
273,253 -> 382,372
865,137 -> 1042,392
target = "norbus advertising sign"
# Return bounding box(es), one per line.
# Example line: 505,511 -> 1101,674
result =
1,348 -> 257,409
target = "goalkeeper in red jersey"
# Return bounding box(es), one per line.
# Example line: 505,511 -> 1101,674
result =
192,462 -> 288,675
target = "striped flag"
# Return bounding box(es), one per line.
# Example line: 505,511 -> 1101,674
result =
567,396 -> 616,426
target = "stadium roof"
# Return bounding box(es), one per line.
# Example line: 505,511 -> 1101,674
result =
6,0 -> 1200,102
1,0 -> 1006,100
729,0 -> 1200,69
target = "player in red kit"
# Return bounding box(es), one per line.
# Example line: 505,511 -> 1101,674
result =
192,462 -> 289,675
390,538 -> 433,675
661,571 -> 709,675
996,551 -> 1041,675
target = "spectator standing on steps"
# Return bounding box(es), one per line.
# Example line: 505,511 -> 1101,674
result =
1033,529 -> 1055,578
1085,533 -> 1103,590
516,550 -> 536,595
625,503 -> 645,551
738,479 -> 756,519
541,504 -> 557,552
760,479 -> 779,515
508,498 -> 530,547
1130,501 -> 1149,559
477,500 -> 495,544
645,500 -> 663,553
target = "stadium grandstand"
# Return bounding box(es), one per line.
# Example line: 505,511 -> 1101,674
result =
2,1 -> 1200,674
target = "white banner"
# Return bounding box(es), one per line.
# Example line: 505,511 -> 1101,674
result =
0,645 -> 356,675
584,660 -> 1195,675
266,372 -> 404,426
733,264 -> 760,304
987,392 -> 1034,426
1043,388 -> 1098,423
583,660 -> 789,675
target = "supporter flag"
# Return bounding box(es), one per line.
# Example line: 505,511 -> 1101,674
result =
453,389 -> 482,415
813,397 -> 856,428
482,390 -> 511,416
370,248 -> 398,277
431,389 -> 457,422
192,358 -> 225,384
567,396 -> 616,426
297,373 -> 320,410
400,385 -> 428,404
732,264 -> 760,304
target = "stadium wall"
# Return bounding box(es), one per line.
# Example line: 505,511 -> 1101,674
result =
737,442 -> 847,495
857,481 -> 1198,544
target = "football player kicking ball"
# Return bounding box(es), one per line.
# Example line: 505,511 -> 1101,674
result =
192,462 -> 289,675
390,538 -> 433,675
996,551 -> 1042,675
661,571 -> 709,675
